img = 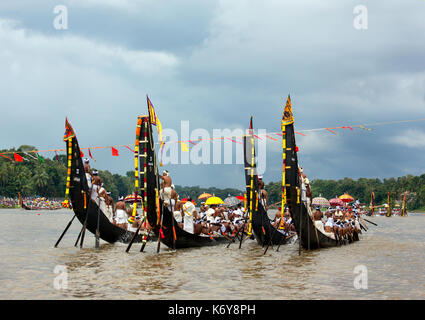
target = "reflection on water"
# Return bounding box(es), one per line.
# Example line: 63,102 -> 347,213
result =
0,208 -> 424,299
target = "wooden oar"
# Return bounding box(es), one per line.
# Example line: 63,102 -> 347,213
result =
156,191 -> 165,253
238,220 -> 248,249
125,215 -> 145,253
74,227 -> 83,247
79,200 -> 91,248
362,218 -> 377,226
140,229 -> 151,252
54,214 -> 76,248
225,224 -> 239,248
263,223 -> 275,255
276,232 -> 296,251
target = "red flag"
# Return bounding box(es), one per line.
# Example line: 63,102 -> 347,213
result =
88,148 -> 94,160
111,147 -> 119,156
55,151 -> 59,161
13,153 -> 23,162
80,151 -> 84,158
249,117 -> 253,135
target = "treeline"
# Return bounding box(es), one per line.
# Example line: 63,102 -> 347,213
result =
265,175 -> 425,210
0,145 -> 133,200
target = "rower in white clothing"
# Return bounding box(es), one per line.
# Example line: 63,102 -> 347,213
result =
182,198 -> 197,234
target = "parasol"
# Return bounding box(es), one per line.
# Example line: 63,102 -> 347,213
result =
339,193 -> 354,203
329,197 -> 344,207
204,196 -> 224,205
223,196 -> 240,207
312,195 -> 330,207
124,194 -> 142,203
198,193 -> 212,200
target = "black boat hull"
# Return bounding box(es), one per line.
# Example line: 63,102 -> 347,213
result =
153,204 -> 230,249
66,127 -> 149,245
139,114 -> 229,249
251,203 -> 290,246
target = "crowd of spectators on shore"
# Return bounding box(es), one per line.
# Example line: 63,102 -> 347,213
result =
0,196 -> 63,209
0,196 -> 19,208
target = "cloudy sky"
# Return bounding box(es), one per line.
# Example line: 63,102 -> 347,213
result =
1,0 -> 425,189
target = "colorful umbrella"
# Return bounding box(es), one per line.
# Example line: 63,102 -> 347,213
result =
339,193 -> 354,203
205,196 -> 224,205
329,197 -> 344,207
198,193 -> 212,200
312,195 -> 330,207
124,194 -> 142,203
223,196 -> 240,207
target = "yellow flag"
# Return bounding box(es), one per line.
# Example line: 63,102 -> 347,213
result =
180,141 -> 189,152
147,96 -> 164,147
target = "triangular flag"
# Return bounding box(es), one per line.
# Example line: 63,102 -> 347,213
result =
37,153 -> 44,163
180,141 -> 189,152
88,148 -> 95,161
112,147 -> 119,156
55,151 -> 59,161
13,153 -> 23,162
281,95 -> 294,126
249,116 -> 253,136
147,96 -> 164,147
80,151 -> 84,158
63,117 -> 76,141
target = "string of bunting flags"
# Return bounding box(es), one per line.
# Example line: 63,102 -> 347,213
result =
1,117 -> 425,163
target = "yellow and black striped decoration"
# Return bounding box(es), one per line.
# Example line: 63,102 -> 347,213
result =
62,138 -> 72,208
280,95 -> 294,229
247,132 -> 255,236
280,123 -> 286,229
129,117 -> 143,224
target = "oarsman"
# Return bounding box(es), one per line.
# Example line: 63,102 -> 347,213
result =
323,210 -> 332,224
173,198 -> 183,224
313,207 -> 323,221
182,197 -> 198,234
105,191 -> 114,222
233,203 -> 244,217
299,166 -> 312,207
169,185 -> 178,211
83,158 -> 92,189
159,170 -> 172,206
272,207 -> 283,229
324,215 -> 334,233
214,207 -> 226,220
114,196 -> 129,229
258,176 -> 268,210
98,183 -> 107,199
206,205 -> 216,223
91,175 -> 102,205
198,205 -> 208,220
